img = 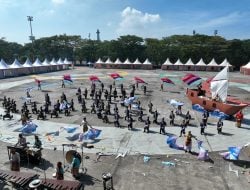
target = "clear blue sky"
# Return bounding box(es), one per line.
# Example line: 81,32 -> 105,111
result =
1,0 -> 250,44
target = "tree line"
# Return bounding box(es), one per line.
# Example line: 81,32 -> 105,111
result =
1,34 -> 250,69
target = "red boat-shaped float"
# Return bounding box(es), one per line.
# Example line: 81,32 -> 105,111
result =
186,66 -> 249,116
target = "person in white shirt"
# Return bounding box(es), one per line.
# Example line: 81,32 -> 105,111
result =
16,133 -> 27,147
80,117 -> 92,133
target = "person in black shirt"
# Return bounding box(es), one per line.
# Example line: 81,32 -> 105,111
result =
217,118 -> 223,134
179,120 -> 186,137
169,111 -> 175,126
124,107 -> 130,120
128,115 -> 133,130
159,118 -> 166,135
144,116 -> 151,133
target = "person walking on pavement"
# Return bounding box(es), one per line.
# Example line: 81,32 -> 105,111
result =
144,116 -> 151,133
184,131 -> 197,153
61,80 -> 65,88
159,118 -> 166,135
169,110 -> 175,126
124,107 -> 130,120
200,121 -> 206,135
148,101 -> 153,113
128,115 -> 133,130
179,120 -> 186,137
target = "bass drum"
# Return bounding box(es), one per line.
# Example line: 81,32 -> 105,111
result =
65,150 -> 82,164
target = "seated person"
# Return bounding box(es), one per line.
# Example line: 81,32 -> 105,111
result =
33,135 -> 42,149
51,108 -> 58,118
16,133 -> 27,147
37,107 -> 46,120
32,102 -> 38,114
3,108 -> 13,120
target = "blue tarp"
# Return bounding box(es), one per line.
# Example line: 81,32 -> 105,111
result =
79,128 -> 102,141
20,122 -> 38,134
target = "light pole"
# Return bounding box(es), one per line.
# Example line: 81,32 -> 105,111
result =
27,16 -> 35,43
27,16 -> 35,61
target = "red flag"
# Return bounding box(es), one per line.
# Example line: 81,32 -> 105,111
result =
134,77 -> 147,84
63,74 -> 72,82
89,75 -> 101,82
110,73 -> 123,80
35,78 -> 41,83
161,77 -> 174,85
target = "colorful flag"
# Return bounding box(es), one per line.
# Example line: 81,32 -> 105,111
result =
63,74 -> 73,82
110,73 -> 123,80
89,75 -> 101,83
63,126 -> 78,133
161,77 -> 175,85
79,128 -> 102,141
166,136 -> 184,150
197,140 -> 209,160
220,147 -> 241,160
134,77 -> 147,84
182,74 -> 202,86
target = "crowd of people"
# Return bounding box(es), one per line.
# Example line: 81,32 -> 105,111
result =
1,78 -> 246,180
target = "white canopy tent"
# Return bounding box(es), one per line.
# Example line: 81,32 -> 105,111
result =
161,58 -> 174,70
63,58 -> 71,65
184,58 -> 195,71
133,58 -> 141,65
0,59 -> 9,69
163,58 -> 173,65
241,61 -> 250,75
242,62 -> 250,69
96,58 -> 104,64
50,58 -> 58,65
143,58 -> 152,65
196,58 -> 206,66
57,58 -> 65,65
42,58 -> 50,66
105,58 -> 113,64
10,59 -> 23,68
124,58 -> 132,64
194,58 -> 207,71
174,59 -> 183,65
114,58 -> 123,64
219,58 -> 232,67
207,58 -> 220,71
23,58 -> 33,67
174,59 -> 184,70
207,58 -> 218,66
33,58 -> 43,67
185,58 -> 194,65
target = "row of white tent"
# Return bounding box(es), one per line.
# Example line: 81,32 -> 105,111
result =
0,58 -> 71,69
161,58 -> 233,71
96,58 -> 152,65
162,58 -> 232,67
240,61 -> 250,75
0,58 -> 71,79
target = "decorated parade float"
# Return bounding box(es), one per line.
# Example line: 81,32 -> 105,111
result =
186,66 -> 249,116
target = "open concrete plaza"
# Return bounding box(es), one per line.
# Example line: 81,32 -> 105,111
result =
0,67 -> 249,189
